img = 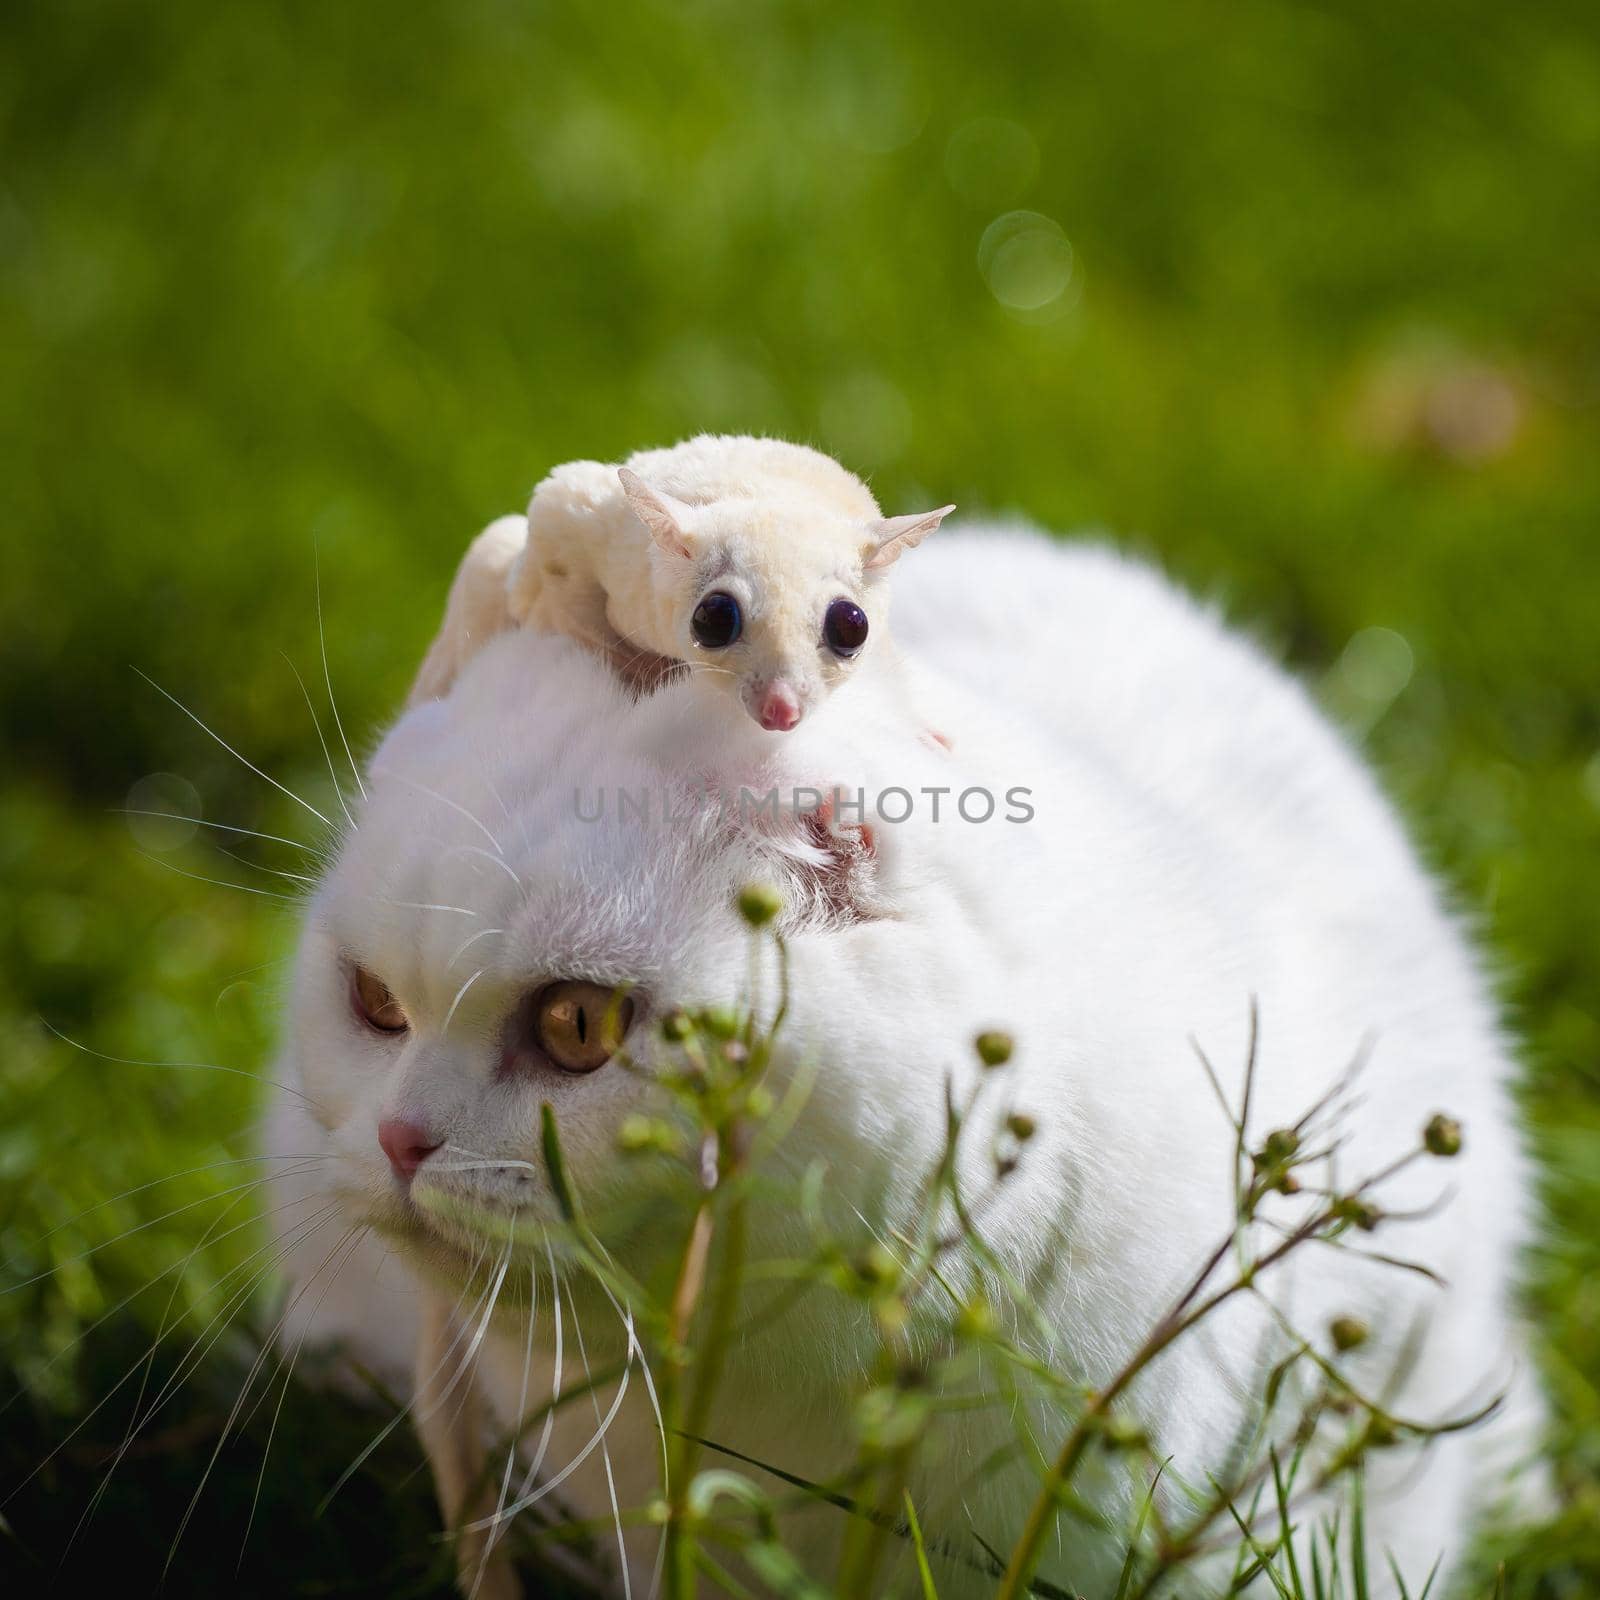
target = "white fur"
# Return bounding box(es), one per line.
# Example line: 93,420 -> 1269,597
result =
264,526 -> 1542,1596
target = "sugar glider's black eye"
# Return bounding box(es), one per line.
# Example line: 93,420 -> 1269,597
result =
691,591 -> 742,649
822,598 -> 869,658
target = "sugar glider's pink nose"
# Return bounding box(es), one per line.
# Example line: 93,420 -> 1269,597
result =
756,685 -> 801,732
378,1118 -> 442,1182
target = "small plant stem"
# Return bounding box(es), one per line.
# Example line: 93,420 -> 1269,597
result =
836,1449 -> 911,1597
684,1180 -> 750,1458
662,1200 -> 714,1600
663,1130 -> 751,1600
995,1184 -> 1374,1600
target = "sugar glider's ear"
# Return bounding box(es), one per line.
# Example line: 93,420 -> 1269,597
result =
618,467 -> 698,561
862,504 -> 956,571
408,514 -> 526,707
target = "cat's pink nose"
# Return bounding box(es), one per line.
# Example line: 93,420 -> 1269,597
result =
756,686 -> 801,732
378,1118 -> 442,1182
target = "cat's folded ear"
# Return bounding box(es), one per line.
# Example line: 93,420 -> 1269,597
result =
737,784 -> 884,928
863,504 -> 956,571
407,514 -> 527,707
618,468 -> 698,560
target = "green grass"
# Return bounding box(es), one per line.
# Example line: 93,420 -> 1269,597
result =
3,0 -> 1599,1592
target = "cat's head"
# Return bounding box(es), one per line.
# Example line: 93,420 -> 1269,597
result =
618,467 -> 954,734
283,628 -> 897,1286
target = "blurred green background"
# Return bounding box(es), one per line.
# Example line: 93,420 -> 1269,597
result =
3,0 -> 1599,1593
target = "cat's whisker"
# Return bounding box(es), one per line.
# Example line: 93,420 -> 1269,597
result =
211,841 -> 321,885
282,650 -> 359,835
75,1201 -> 345,1549
450,926 -> 505,967
596,1270 -> 667,1495
380,897 -> 481,919
435,1147 -> 539,1177
426,1158 -> 541,1177
1,1157 -> 331,1296
315,543 -> 369,804
135,847 -> 305,902
474,1264 -> 632,1529
570,1276 -> 632,1600
39,1196 -> 341,1541
131,666 -> 334,831
442,970 -> 487,1036
514,1240 -> 565,1504
235,1225 -> 371,1571
112,808 -> 322,857
0,1173 -> 330,1430
166,1218 -> 367,1576
484,776 -> 535,861
5,1152 -> 331,1256
472,1248 -> 539,1598
37,1020 -> 328,1113
448,844 -> 524,890
369,766 -> 505,857
435,1239 -> 514,1438
319,1240 -> 507,1514
424,1247 -> 507,1450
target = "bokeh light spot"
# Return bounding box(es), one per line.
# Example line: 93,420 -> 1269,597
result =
1336,626 -> 1415,706
978,211 -> 1074,313
124,773 -> 202,853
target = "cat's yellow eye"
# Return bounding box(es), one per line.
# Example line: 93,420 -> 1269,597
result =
350,965 -> 408,1034
533,981 -> 633,1073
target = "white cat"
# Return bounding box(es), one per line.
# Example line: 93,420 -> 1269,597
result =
263,523 -> 1543,1598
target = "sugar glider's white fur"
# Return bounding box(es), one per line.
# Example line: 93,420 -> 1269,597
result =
409,514 -> 527,706
416,435 -> 952,730
264,526 -> 1542,1597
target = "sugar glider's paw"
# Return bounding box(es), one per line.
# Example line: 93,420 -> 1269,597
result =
408,514 -> 527,706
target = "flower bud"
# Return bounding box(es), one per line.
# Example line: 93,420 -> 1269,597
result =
1334,1196 -> 1382,1232
1364,1416 -> 1399,1449
1259,1128 -> 1300,1167
1100,1413 -> 1148,1452
660,1009 -> 694,1043
700,1005 -> 741,1040
1423,1113 -> 1463,1158
1005,1112 -> 1037,1142
1329,1315 -> 1369,1353
853,1242 -> 900,1292
955,1296 -> 996,1340
737,882 -> 783,928
975,1030 -> 1014,1069
617,1115 -> 680,1156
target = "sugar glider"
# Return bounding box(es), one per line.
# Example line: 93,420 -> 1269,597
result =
410,434 -> 953,732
